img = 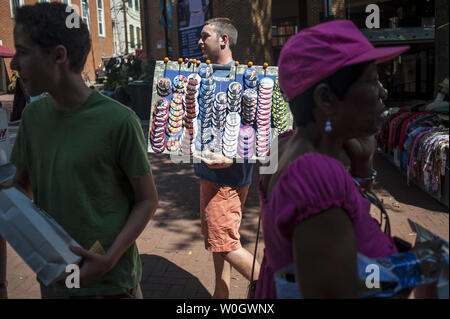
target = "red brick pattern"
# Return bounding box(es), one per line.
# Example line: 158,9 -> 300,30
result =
142,0 -> 274,64
4,153 -> 448,299
0,0 -> 114,83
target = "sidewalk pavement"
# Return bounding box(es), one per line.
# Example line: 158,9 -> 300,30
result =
5,153 -> 449,299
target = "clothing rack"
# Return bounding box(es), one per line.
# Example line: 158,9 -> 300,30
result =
377,103 -> 449,208
379,152 -> 449,209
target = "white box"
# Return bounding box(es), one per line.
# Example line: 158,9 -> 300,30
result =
0,187 -> 82,286
0,109 -> 10,166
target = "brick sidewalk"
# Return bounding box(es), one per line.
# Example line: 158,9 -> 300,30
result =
5,153 -> 449,299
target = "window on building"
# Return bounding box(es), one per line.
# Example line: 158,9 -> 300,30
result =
97,0 -> 105,37
135,0 -> 140,11
136,27 -> 141,49
81,0 -> 90,31
38,0 -> 50,3
10,0 -> 24,18
127,0 -> 132,9
129,25 -> 135,49
272,17 -> 298,64
346,0 -> 437,100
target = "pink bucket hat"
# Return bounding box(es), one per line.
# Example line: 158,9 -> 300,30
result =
278,20 -> 410,101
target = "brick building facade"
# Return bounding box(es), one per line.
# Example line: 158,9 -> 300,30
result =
141,0 -> 447,100
140,0 -> 176,61
141,0 -> 275,65
435,0 -> 449,92
140,0 -> 334,65
111,0 -> 143,55
0,0 -> 114,89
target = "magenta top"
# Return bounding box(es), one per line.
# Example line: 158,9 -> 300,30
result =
254,132 -> 398,299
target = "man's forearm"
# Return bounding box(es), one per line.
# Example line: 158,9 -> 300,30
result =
0,179 -> 14,190
0,176 -> 33,200
105,199 -> 158,267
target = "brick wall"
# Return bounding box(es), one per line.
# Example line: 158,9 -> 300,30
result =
435,0 -> 449,93
142,0 -> 273,64
212,0 -> 273,65
82,0 -> 115,82
272,0 -> 299,24
0,0 -> 114,84
0,0 -> 20,83
306,0 -> 322,26
141,0 -> 178,60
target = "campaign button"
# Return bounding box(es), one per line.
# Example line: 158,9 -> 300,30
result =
215,92 -> 228,104
199,65 -> 213,78
244,68 -> 257,80
227,81 -> 242,94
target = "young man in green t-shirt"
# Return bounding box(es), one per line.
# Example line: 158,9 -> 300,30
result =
0,2 -> 158,299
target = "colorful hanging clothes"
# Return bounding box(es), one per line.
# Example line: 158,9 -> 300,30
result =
378,105 -> 448,202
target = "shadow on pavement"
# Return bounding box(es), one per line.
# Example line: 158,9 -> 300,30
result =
140,254 -> 211,299
148,154 -> 263,250
373,153 -> 448,214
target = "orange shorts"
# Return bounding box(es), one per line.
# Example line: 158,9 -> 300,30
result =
200,179 -> 249,253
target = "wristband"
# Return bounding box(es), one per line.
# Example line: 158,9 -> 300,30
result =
352,169 -> 377,186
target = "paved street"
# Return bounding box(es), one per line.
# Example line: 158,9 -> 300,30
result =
4,151 -> 449,299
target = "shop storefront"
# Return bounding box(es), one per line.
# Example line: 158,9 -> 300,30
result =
0,45 -> 14,94
345,0 -> 449,207
269,0 -> 449,207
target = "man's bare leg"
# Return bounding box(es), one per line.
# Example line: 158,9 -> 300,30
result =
222,247 -> 260,281
212,252 -> 231,299
212,247 -> 260,299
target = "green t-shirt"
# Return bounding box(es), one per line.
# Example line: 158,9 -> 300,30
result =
10,90 -> 151,296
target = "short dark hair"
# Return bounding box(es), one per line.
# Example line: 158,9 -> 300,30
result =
15,2 -> 91,73
205,18 -> 238,48
289,62 -> 372,127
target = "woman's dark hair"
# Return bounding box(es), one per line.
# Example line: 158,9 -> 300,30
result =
288,61 -> 372,127
15,2 -> 91,73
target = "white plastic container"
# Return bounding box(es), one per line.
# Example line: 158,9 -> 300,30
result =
0,187 -> 82,286
0,109 -> 10,166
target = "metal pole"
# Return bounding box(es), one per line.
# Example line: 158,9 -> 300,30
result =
346,0 -> 350,20
123,0 -> 129,54
142,0 -> 151,59
322,0 -> 333,20
163,0 -> 169,57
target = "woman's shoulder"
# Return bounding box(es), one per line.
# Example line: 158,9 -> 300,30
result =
285,152 -> 350,185
270,152 -> 358,208
271,153 -> 363,238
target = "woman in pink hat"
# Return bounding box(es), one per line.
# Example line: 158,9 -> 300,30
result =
255,20 -> 444,299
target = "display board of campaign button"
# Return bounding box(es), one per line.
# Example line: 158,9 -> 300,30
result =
148,60 -> 294,160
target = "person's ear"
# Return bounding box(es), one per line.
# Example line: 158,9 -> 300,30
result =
53,45 -> 69,68
313,83 -> 339,118
220,33 -> 229,49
